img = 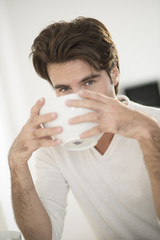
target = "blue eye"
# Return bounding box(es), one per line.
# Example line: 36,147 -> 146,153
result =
85,80 -> 95,86
59,87 -> 70,93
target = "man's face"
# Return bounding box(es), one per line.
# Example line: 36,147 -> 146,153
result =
47,59 -> 118,98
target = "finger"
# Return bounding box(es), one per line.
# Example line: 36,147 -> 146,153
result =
78,89 -> 109,103
69,111 -> 98,124
30,137 -> 62,150
66,98 -> 104,111
30,98 -> 45,117
31,112 -> 58,128
38,138 -> 62,147
79,125 -> 102,139
33,126 -> 62,138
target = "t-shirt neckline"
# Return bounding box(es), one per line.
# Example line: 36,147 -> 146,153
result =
90,134 -> 121,160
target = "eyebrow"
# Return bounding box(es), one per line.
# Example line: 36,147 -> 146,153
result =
53,73 -> 101,89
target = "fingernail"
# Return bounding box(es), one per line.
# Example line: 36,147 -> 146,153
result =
51,112 -> 56,117
69,119 -> 73,124
66,100 -> 72,105
55,139 -> 62,144
39,97 -> 44,102
56,127 -> 62,132
79,133 -> 85,139
78,90 -> 85,96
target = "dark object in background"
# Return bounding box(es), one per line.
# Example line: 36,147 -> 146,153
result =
125,81 -> 160,107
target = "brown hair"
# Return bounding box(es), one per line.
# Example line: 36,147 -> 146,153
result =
30,17 -> 120,94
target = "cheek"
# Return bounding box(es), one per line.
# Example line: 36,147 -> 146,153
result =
55,91 -> 70,97
55,90 -> 61,97
96,83 -> 115,97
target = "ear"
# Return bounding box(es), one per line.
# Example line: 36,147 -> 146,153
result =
110,67 -> 119,86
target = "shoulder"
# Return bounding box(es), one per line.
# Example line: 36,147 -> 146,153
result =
118,95 -> 160,122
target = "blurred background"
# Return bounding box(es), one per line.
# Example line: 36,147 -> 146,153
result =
0,0 -> 160,239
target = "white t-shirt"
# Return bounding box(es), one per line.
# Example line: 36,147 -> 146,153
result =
34,96 -> 160,240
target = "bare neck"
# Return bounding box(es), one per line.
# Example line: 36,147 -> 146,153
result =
95,132 -> 114,155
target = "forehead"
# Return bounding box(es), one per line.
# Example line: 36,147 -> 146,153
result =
47,59 -> 98,85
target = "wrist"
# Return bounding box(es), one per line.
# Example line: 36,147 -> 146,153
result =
130,108 -> 159,142
8,155 -> 29,173
136,117 -> 159,143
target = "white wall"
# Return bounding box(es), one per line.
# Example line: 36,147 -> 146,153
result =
0,0 -> 160,239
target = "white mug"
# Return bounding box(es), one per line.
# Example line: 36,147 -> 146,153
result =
40,93 -> 102,151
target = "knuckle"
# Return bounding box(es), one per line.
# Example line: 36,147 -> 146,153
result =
38,139 -> 50,148
35,140 -> 41,148
21,123 -> 27,132
31,105 -> 36,115
19,137 -> 30,152
88,100 -> 94,109
32,130 -> 37,138
32,128 -> 40,138
46,128 -> 55,137
96,112 -> 101,121
31,115 -> 39,125
97,124 -> 104,132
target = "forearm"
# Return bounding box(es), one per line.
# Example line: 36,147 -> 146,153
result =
10,162 -> 52,240
7,98 -> 62,240
137,118 -> 160,218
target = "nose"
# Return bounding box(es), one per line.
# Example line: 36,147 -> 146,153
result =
71,86 -> 81,94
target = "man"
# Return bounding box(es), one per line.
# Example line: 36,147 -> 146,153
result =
9,17 -> 160,240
